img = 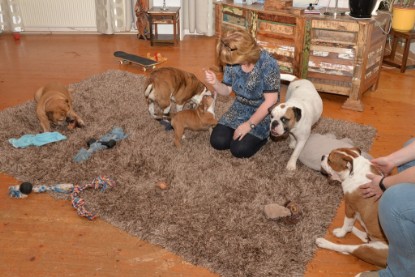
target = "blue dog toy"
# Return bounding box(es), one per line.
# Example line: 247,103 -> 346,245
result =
159,119 -> 173,131
9,182 -> 74,198
73,127 -> 127,163
9,132 -> 67,148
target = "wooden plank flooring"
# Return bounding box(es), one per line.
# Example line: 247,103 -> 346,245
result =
0,34 -> 414,277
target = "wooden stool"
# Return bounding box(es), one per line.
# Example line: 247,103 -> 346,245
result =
383,29 -> 415,73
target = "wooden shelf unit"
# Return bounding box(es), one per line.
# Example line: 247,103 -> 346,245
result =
214,1 -> 391,111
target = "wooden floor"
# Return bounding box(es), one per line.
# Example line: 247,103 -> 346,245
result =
0,34 -> 414,277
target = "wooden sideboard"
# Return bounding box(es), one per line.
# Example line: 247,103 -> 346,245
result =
214,1 -> 391,111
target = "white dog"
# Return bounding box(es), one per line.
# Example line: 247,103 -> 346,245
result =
269,74 -> 323,170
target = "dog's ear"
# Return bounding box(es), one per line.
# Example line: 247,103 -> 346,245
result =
342,154 -> 354,176
350,147 -> 362,155
292,107 -> 302,121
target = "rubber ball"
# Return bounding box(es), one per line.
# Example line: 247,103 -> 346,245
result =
19,182 -> 33,195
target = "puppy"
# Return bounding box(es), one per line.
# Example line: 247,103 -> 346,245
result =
170,93 -> 217,147
317,147 -> 388,268
35,82 -> 84,132
144,67 -> 211,120
269,74 -> 323,170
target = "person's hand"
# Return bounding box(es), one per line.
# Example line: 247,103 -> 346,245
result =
371,157 -> 394,176
204,69 -> 218,86
233,122 -> 251,141
359,173 -> 383,201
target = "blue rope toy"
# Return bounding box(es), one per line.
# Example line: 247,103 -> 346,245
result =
8,182 -> 74,199
73,127 -> 127,163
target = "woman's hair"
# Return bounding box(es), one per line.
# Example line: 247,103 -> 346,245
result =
216,29 -> 261,66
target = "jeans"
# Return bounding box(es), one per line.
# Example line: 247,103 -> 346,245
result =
379,139 -> 415,277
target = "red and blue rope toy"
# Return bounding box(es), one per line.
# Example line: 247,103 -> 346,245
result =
8,175 -> 116,221
71,176 -> 116,220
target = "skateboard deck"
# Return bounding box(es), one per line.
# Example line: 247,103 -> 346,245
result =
114,51 -> 162,71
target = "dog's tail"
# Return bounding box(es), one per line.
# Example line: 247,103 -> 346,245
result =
280,74 -> 298,82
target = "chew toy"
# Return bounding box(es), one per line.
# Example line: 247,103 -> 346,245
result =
73,127 -> 127,163
264,201 -> 302,224
8,182 -> 74,198
8,132 -> 67,148
8,176 -> 116,221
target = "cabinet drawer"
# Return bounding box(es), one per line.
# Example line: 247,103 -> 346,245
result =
311,19 -> 360,32
307,21 -> 359,93
222,6 -> 249,29
255,13 -> 297,73
308,45 -> 355,76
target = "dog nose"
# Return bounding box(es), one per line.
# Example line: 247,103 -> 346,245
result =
271,121 -> 278,129
321,155 -> 326,161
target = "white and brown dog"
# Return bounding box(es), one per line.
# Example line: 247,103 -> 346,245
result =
171,93 -> 217,147
144,67 -> 211,120
269,74 -> 323,170
317,147 -> 388,268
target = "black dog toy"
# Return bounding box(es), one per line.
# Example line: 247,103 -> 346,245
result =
19,182 -> 33,195
87,138 -> 116,148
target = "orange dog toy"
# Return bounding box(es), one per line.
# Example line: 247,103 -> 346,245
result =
147,52 -> 167,63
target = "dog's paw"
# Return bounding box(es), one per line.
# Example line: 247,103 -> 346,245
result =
333,228 -> 347,238
77,119 -> 85,127
67,120 -> 76,130
286,162 -> 297,171
315,237 -> 329,248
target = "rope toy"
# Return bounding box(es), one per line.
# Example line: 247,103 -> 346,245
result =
8,176 -> 116,221
8,182 -> 74,198
73,127 -> 128,163
71,176 -> 116,221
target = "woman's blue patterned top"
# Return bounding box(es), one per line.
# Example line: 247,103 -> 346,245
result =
220,50 -> 280,140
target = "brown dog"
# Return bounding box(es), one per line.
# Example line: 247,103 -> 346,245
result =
171,94 -> 217,147
34,82 -> 84,132
144,67 -> 211,120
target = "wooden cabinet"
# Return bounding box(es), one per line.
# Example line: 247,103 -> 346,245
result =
214,1 -> 391,111
303,13 -> 390,111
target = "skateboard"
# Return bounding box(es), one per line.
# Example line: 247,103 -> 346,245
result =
114,51 -> 162,71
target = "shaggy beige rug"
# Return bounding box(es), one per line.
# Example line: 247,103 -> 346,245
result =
0,70 -> 376,276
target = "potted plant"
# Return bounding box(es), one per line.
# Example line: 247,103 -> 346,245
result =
385,0 -> 415,32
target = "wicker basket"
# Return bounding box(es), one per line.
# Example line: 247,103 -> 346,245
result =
263,0 -> 293,10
